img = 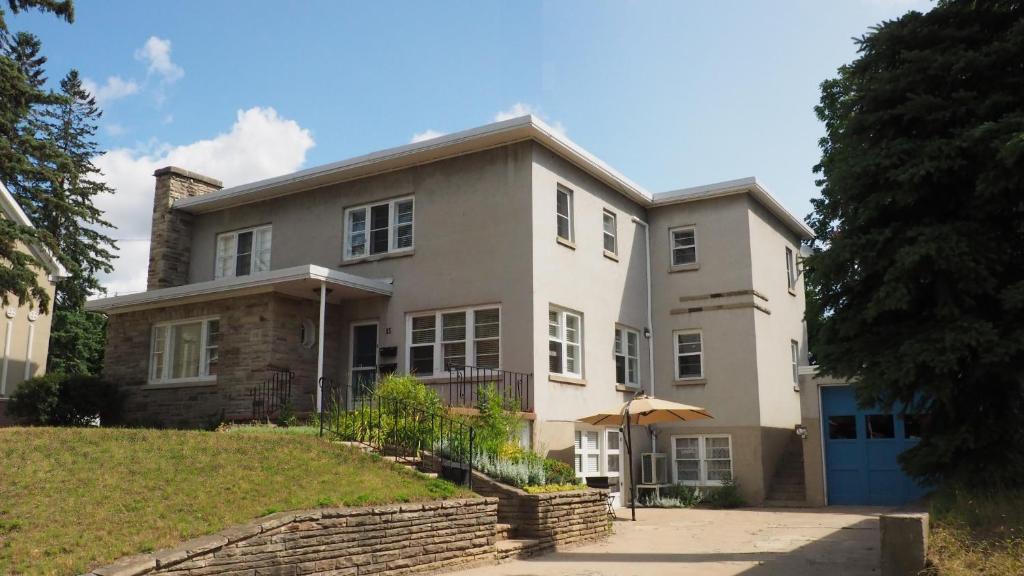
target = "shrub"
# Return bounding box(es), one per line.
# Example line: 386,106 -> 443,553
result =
704,478 -> 745,508
543,458 -> 577,485
474,450 -> 545,488
8,373 -> 123,426
523,483 -> 584,494
662,484 -> 704,507
472,383 -> 522,457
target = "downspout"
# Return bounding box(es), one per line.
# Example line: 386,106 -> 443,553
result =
631,216 -> 656,453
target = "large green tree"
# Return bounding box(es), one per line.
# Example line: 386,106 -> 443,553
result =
806,0 -> 1024,485
0,0 -> 73,312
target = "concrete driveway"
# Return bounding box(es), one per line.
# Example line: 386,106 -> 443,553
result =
456,507 -> 886,576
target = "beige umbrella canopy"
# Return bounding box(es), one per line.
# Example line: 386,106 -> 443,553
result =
578,394 -> 713,521
578,394 -> 713,426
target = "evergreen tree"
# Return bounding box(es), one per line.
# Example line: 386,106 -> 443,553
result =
806,0 -> 1024,485
0,0 -> 73,312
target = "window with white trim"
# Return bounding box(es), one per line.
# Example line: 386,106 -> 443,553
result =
602,210 -> 617,255
215,226 -> 271,279
149,317 -> 220,383
791,340 -> 800,384
549,307 -> 582,378
406,305 -> 500,377
344,196 -> 414,260
670,226 -> 697,267
786,246 -> 796,290
672,435 -> 732,486
556,186 -> 573,242
574,428 -> 622,482
614,326 -> 639,387
674,330 -> 703,380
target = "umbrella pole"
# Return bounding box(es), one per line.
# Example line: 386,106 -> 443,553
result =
625,407 -> 636,521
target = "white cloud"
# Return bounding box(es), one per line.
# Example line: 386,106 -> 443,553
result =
134,36 -> 184,83
82,75 -> 140,105
94,107 -> 315,295
493,102 -> 566,135
409,129 -> 446,143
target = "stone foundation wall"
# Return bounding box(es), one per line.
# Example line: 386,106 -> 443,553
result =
471,472 -> 609,549
86,498 -> 498,576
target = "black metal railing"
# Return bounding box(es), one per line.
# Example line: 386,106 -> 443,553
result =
250,369 -> 293,421
444,364 -> 533,412
317,378 -> 475,488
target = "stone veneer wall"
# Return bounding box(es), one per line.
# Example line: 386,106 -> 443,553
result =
147,167 -> 222,290
104,293 -> 343,428
471,472 -> 609,549
85,498 -> 498,576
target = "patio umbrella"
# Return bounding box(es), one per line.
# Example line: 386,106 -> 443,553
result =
578,394 -> 713,521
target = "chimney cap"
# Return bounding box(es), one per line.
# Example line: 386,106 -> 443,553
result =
153,166 -> 223,188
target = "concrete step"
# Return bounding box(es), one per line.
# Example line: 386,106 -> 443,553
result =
496,538 -> 543,561
494,523 -> 514,542
762,499 -> 814,508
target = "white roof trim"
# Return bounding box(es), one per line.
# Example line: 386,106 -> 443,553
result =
174,115 -> 653,213
84,264 -> 393,314
653,177 -> 814,240
0,179 -> 68,279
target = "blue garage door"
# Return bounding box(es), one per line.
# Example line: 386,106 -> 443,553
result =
822,386 -> 928,505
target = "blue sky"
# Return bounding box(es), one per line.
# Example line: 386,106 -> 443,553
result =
11,0 -> 931,293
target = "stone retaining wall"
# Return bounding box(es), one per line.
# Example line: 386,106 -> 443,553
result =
84,498 -> 497,576
471,472 -> 610,549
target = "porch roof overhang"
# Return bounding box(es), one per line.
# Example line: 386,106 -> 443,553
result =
84,264 -> 392,315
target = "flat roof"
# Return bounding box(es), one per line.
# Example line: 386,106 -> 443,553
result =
85,264 -> 393,314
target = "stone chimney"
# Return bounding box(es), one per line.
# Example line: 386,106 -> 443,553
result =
147,166 -> 223,290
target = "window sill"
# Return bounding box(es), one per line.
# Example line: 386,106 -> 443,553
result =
549,374 -> 586,386
556,237 -> 576,250
673,378 -> 707,387
615,384 -> 640,393
339,249 -> 414,266
603,250 -> 619,262
669,263 -> 699,274
142,379 -> 217,390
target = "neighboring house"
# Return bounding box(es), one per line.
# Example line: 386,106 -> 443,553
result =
0,180 -> 66,425
85,115 -> 812,504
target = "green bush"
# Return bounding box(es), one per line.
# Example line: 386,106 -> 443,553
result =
704,478 -> 745,509
543,458 -> 577,485
662,484 -> 704,507
472,383 -> 522,457
7,373 -> 123,426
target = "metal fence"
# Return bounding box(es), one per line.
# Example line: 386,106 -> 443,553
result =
444,364 -> 533,412
250,369 -> 294,421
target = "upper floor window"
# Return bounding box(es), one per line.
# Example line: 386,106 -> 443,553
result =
670,226 -> 697,267
150,317 -> 219,384
406,305 -> 500,377
614,326 -> 639,387
786,246 -> 796,290
549,307 -> 582,378
674,330 -> 703,380
602,210 -> 617,255
215,225 -> 271,279
556,186 -> 574,242
791,340 -> 800,384
344,196 -> 414,260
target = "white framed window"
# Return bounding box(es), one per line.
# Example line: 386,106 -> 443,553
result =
344,196 -> 415,260
149,317 -> 220,384
549,307 -> 583,378
556,186 -> 573,242
791,339 -> 800,384
670,226 -> 697,267
672,435 -> 733,486
614,326 -> 640,387
674,330 -> 703,380
574,428 -> 622,480
786,246 -> 796,290
602,209 -> 617,255
215,225 -> 271,279
405,305 -> 501,377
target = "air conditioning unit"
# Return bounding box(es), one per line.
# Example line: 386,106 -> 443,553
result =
641,453 -> 668,485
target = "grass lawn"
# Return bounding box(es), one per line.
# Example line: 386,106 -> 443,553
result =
0,426 -> 471,575
927,486 -> 1024,575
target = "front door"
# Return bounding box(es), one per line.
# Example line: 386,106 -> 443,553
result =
350,322 -> 378,403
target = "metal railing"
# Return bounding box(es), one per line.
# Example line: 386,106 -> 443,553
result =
444,364 -> 533,412
317,377 -> 476,488
250,369 -> 293,421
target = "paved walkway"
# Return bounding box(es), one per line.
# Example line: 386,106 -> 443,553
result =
456,507 -> 886,576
